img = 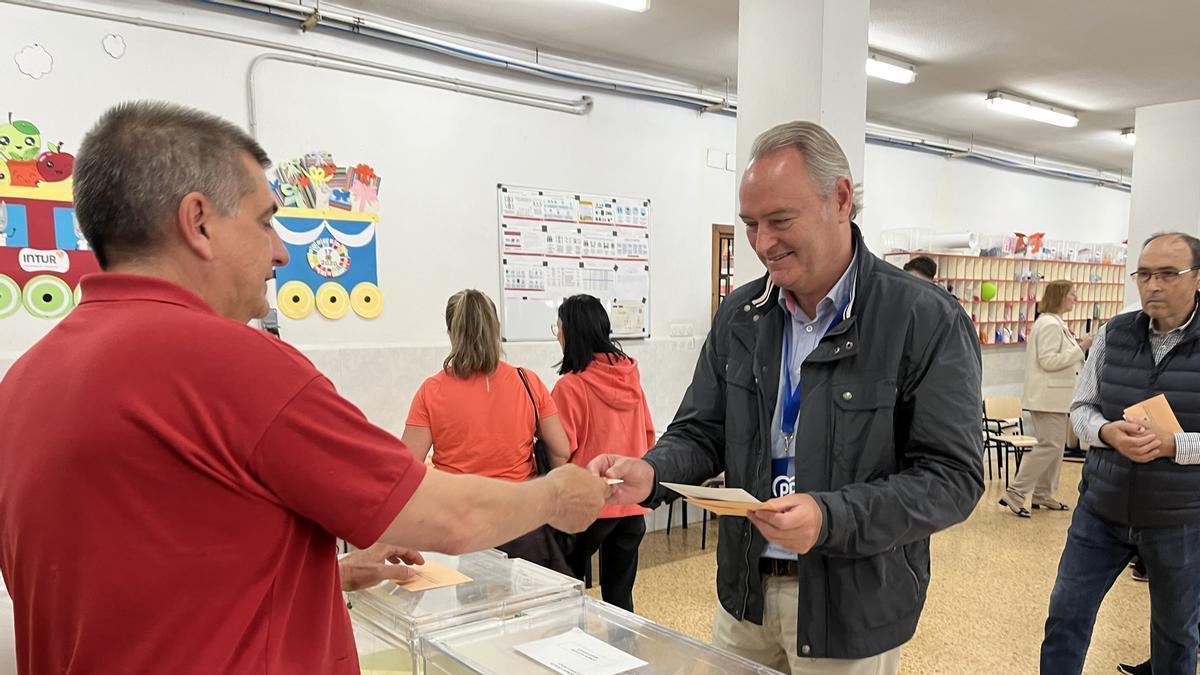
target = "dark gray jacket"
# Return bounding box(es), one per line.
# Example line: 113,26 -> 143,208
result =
1086,309 -> 1200,527
643,227 -> 984,659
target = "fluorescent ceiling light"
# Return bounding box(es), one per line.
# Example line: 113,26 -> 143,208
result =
1120,127 -> 1136,146
985,90 -> 1078,128
596,0 -> 651,11
865,53 -> 916,84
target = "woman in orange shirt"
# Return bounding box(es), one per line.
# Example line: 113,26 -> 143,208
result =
402,290 -> 572,571
551,294 -> 654,611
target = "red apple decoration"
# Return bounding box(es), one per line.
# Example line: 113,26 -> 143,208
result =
36,142 -> 74,183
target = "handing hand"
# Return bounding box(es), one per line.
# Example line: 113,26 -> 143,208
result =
747,493 -> 823,555
338,543 -> 425,591
1100,420 -> 1164,463
1077,334 -> 1094,351
587,455 -> 654,505
544,463 -> 609,533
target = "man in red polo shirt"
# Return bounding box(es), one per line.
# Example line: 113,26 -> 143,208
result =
0,101 -> 607,674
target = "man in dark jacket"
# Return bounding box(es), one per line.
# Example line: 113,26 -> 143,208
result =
592,121 -> 984,674
1044,232 -> 1200,675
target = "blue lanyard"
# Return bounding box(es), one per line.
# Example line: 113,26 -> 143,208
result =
781,296 -> 851,452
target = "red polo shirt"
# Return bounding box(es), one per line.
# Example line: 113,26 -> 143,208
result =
0,274 -> 426,674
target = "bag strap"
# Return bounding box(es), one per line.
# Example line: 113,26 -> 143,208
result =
516,367 -> 540,436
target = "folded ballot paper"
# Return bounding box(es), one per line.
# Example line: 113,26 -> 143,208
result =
660,482 -> 778,517
1124,394 -> 1183,434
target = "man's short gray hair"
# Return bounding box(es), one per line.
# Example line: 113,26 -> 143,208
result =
73,101 -> 270,269
1144,232 -> 1200,268
748,121 -> 863,221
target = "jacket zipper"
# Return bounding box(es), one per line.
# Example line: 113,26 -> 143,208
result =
741,365 -> 764,619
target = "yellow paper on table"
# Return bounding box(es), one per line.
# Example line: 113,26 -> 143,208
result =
394,560 -> 473,592
1125,394 -> 1183,434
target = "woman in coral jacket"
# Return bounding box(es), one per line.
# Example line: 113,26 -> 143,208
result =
551,294 -> 655,611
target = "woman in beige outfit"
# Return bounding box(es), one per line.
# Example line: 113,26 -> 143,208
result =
1000,281 -> 1093,517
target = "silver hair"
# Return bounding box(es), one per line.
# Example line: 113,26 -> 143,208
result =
748,121 -> 863,221
73,101 -> 270,268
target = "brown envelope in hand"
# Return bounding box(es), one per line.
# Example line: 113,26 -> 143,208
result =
685,497 -> 781,518
1124,394 -> 1183,434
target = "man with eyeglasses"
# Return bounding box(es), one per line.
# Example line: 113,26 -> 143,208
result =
1041,232 -> 1200,675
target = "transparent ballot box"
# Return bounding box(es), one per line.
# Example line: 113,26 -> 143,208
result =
421,595 -> 784,675
350,549 -> 583,674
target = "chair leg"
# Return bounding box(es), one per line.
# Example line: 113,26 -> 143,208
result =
666,501 -> 673,535
681,502 -> 688,529
701,512 -> 708,549
584,556 -> 593,589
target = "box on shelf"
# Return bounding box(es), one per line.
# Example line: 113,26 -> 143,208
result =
350,549 -> 582,674
420,595 -> 784,675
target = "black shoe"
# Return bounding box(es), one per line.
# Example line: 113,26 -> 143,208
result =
1116,658 -> 1151,675
999,496 -> 1031,518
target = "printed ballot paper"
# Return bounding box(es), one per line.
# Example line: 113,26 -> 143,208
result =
1125,394 -> 1183,434
515,627 -> 648,675
659,482 -> 778,518
394,560 -> 473,592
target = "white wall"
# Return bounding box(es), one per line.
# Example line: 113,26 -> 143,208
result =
0,0 -> 734,435
861,141 -> 1131,248
2,2 -> 1133,513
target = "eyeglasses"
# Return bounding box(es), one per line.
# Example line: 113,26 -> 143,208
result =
1130,267 -> 1200,284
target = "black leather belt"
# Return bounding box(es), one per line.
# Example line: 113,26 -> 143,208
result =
758,558 -> 799,576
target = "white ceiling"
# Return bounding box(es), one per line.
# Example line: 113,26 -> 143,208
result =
321,0 -> 1200,172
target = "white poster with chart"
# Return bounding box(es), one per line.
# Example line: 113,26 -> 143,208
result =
497,184 -> 650,341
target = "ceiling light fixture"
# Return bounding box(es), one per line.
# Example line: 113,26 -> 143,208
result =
1120,127 -> 1136,146
865,53 -> 916,84
985,90 -> 1079,128
596,0 -> 651,11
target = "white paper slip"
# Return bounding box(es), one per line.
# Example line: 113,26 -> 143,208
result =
659,481 -> 761,504
514,626 -> 648,675
605,478 -> 624,485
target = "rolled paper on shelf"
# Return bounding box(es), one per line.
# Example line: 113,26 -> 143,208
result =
928,231 -> 978,250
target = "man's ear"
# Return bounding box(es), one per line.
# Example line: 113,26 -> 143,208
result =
176,192 -> 216,262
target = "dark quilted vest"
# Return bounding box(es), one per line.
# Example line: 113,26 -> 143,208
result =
1081,310 -> 1200,527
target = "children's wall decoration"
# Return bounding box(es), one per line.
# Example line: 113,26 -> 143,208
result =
270,152 -> 384,321
14,44 -> 53,80
0,114 -> 98,320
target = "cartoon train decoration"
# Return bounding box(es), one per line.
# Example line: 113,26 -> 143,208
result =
0,115 -> 98,320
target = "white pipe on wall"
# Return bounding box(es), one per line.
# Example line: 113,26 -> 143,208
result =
2,0 -> 593,130
246,54 -> 591,137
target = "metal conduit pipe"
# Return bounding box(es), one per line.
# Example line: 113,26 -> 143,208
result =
2,0 -> 593,131
247,54 -> 591,138
7,0 -> 1130,190
204,0 -> 736,112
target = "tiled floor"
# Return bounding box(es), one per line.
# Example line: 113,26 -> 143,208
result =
585,461 -> 1158,674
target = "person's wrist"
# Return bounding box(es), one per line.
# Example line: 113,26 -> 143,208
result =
1098,422 -> 1114,446
541,473 -> 561,525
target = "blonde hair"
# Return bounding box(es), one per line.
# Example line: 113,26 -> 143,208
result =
1038,280 -> 1073,315
443,290 -> 501,378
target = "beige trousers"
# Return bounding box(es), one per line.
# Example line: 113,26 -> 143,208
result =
1007,410 -> 1068,504
711,575 -> 902,674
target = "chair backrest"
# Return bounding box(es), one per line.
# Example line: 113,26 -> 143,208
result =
984,397 -> 1023,421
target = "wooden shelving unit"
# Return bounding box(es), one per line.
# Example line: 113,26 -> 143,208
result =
884,251 -> 1126,347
